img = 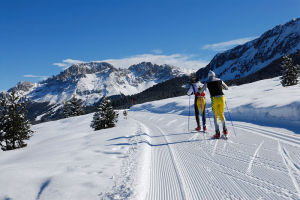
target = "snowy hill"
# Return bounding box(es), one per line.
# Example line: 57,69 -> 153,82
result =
10,62 -> 186,105
197,18 -> 300,81
0,77 -> 299,200
132,77 -> 300,129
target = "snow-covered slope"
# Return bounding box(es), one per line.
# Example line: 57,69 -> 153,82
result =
0,77 -> 299,200
197,18 -> 300,81
0,113 -> 148,200
132,77 -> 300,129
11,62 -> 185,105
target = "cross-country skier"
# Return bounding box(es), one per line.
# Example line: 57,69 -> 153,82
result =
199,70 -> 229,139
187,73 -> 206,132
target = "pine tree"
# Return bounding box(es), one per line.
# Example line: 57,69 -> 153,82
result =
281,55 -> 299,87
0,91 -> 33,151
91,97 -> 118,130
63,100 -> 71,118
123,110 -> 128,119
63,95 -> 84,118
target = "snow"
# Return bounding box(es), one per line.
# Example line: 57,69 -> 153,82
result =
132,77 -> 300,129
20,62 -> 186,106
0,114 -> 144,200
0,77 -> 300,200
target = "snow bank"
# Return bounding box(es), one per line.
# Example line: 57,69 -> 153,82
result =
0,112 -> 143,200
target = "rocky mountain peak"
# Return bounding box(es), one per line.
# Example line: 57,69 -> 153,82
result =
197,17 -> 300,80
10,61 -> 186,106
51,62 -> 115,82
9,81 -> 35,92
129,62 -> 183,80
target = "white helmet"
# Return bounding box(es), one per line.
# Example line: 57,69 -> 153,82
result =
208,70 -> 215,78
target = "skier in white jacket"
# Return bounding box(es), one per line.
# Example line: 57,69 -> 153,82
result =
187,73 -> 206,132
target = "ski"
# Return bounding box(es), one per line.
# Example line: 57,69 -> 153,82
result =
189,130 -> 207,141
222,134 -> 228,140
210,134 -> 229,140
190,130 -> 206,133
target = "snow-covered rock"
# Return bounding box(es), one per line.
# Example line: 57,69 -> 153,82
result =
11,62 -> 186,105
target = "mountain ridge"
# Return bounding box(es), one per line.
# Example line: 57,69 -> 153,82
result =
10,62 -> 186,106
197,18 -> 300,80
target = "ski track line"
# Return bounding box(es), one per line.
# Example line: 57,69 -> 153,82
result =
233,124 -> 300,147
246,141 -> 264,175
222,142 -> 227,152
226,143 -> 286,173
163,128 -> 256,199
153,125 -> 188,200
131,112 -> 299,199
133,118 -> 187,200
212,139 -> 218,157
166,119 -> 178,127
278,141 -> 300,199
195,141 -> 251,199
195,142 -> 294,199
282,147 -> 300,177
182,131 -> 296,199
236,124 -> 300,141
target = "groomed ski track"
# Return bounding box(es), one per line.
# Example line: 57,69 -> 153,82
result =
118,111 -> 300,200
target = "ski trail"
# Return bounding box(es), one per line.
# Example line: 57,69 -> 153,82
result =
212,140 -> 218,157
155,125 -> 188,200
282,147 -> 300,177
222,142 -> 227,151
246,141 -> 264,175
278,141 -> 300,199
166,119 -> 178,127
129,112 -> 300,199
132,119 -> 187,200
188,132 -> 200,141
234,124 -> 300,147
196,142 -> 250,199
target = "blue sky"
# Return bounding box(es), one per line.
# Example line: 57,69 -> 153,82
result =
0,0 -> 300,91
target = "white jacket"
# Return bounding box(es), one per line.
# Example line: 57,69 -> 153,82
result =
187,81 -> 205,96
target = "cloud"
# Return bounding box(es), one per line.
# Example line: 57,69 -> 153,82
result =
202,36 -> 257,51
53,58 -> 84,69
53,54 -> 209,72
24,75 -> 48,80
62,59 -> 84,65
99,54 -> 209,72
152,49 -> 163,54
53,63 -> 68,67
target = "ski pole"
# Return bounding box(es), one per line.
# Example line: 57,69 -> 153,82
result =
225,100 -> 237,136
188,95 -> 191,132
207,107 -> 212,130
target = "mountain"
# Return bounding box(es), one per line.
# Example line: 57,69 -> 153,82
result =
10,62 -> 186,106
197,18 -> 300,80
1,77 -> 299,199
7,62 -> 186,122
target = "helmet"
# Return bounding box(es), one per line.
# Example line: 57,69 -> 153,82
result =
208,70 -> 215,78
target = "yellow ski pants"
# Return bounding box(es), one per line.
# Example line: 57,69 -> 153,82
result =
196,97 -> 205,114
211,96 -> 225,122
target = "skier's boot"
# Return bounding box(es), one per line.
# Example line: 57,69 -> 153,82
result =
212,130 -> 220,139
223,128 -> 228,139
195,126 -> 201,131
203,125 -> 207,133
223,128 -> 228,136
